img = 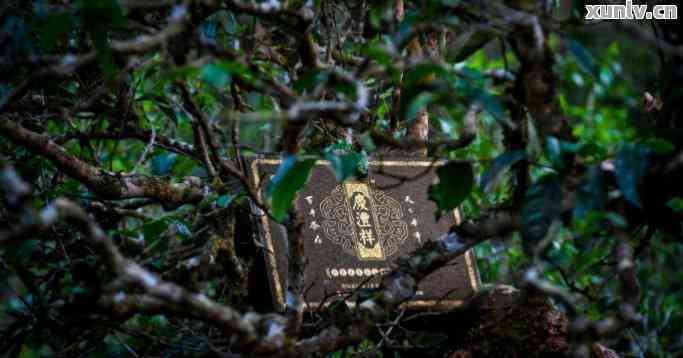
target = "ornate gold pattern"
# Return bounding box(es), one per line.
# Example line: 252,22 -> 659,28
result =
320,182 -> 408,260
250,158 -> 480,310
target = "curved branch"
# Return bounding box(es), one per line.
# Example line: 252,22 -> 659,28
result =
372,104 -> 479,153
0,118 -> 205,208
54,128 -> 198,159
1,163 -> 520,356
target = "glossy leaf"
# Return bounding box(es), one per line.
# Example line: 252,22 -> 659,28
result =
201,63 -> 232,88
457,80 -> 505,119
614,143 -> 649,208
545,137 -> 563,169
324,151 -> 367,182
568,39 -> 597,77
573,165 -> 606,220
400,63 -> 451,121
521,175 -> 563,252
216,194 -> 233,208
428,161 -> 474,216
143,219 -> 170,255
294,69 -> 328,92
142,219 -> 168,242
453,30 -> 495,63
266,156 -> 317,222
151,153 -> 178,176
480,150 -> 526,192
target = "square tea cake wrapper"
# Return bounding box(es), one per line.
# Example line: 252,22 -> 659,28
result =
248,157 -> 480,311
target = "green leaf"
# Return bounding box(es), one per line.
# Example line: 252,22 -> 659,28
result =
428,161 -> 474,216
520,175 -> 562,253
441,0 -> 462,6
148,314 -> 169,329
545,136 -> 562,169
175,222 -> 192,238
198,193 -> 219,210
614,143 -> 649,208
667,197 -> 683,213
201,63 -> 232,88
77,0 -> 124,78
477,91 -> 505,119
142,219 -> 168,241
403,64 -> 450,88
77,0 -> 124,26
216,194 -> 233,208
453,30 -> 495,63
173,156 -> 198,177
293,69 -> 328,92
480,150 -> 526,192
38,13 -> 75,51
642,137 -> 674,154
151,153 -> 178,176
324,150 -> 367,182
405,93 -> 436,123
399,63 -> 451,121
266,156 -> 317,222
573,165 -> 606,220
143,219 -> 170,255
3,239 -> 40,265
361,41 -> 393,67
18,344 -> 39,358
545,137 -> 577,171
89,27 -> 117,78
367,0 -> 393,29
200,19 -> 217,40
605,212 -> 627,228
457,80 -> 505,119
568,39 -> 597,77
200,61 -> 250,88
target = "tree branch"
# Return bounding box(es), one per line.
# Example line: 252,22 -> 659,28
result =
1,163 -> 519,356
0,118 -> 205,208
54,128 -> 198,160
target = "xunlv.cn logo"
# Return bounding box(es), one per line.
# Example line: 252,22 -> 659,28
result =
586,1 -> 677,20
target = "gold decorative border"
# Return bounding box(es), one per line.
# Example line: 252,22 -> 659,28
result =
250,158 -> 481,311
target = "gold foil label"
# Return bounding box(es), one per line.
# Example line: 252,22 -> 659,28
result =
343,182 -> 385,260
251,159 -> 480,310
321,181 -> 408,261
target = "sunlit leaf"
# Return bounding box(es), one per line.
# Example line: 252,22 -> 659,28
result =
452,30 -> 495,63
